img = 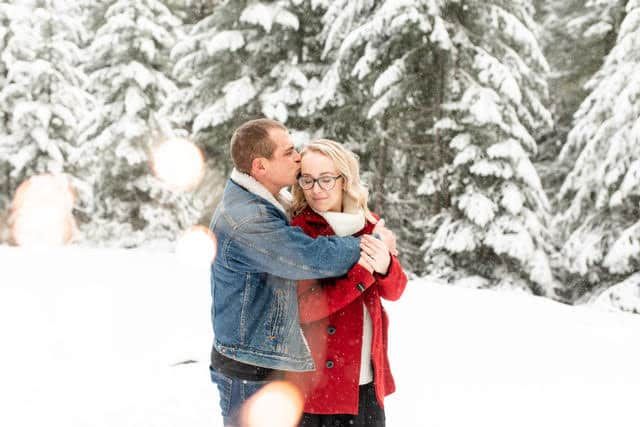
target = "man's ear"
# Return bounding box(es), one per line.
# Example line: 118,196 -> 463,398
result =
250,157 -> 267,178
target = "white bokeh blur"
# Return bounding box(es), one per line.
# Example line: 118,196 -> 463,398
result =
239,381 -> 304,427
175,225 -> 217,268
9,173 -> 76,247
151,138 -> 205,192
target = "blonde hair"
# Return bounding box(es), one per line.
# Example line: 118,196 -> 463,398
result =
290,139 -> 376,222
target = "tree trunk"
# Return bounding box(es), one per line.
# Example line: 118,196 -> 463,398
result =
373,118 -> 389,216
432,48 -> 450,211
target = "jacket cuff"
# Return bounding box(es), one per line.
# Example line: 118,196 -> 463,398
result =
349,263 -> 375,292
374,256 -> 397,280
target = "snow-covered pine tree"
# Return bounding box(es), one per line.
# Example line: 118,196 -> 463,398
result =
555,0 -> 640,301
0,0 -> 91,213
166,0 -> 218,25
0,2 -> 13,115
163,0 -> 329,169
533,0 -> 627,198
78,0 -> 200,246
314,0 -> 557,295
0,2 -> 15,213
538,0 -> 626,135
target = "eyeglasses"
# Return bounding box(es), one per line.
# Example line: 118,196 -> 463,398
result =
297,175 -> 343,191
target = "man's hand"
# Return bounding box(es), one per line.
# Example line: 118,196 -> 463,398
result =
360,235 -> 391,275
372,219 -> 398,256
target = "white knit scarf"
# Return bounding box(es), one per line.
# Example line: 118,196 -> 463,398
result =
314,195 -> 366,237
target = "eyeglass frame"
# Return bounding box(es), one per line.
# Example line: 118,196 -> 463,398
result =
297,174 -> 343,191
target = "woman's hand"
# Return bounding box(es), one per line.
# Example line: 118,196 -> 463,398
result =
372,219 -> 398,256
358,254 -> 374,273
360,235 -> 391,275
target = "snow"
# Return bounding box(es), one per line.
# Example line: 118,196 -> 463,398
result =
431,218 -> 479,253
595,272 -> 640,314
485,4 -> 549,73
386,279 -> 640,427
367,85 -> 401,119
124,86 -> 147,117
485,216 -> 535,263
610,159 -> 640,207
528,249 -> 554,291
500,182 -> 525,215
0,245 -> 214,426
603,221 -> 640,274
351,44 -> 377,79
449,132 -> 471,150
239,3 -> 299,33
469,159 -> 514,179
192,77 -> 258,132
429,16 -> 452,50
464,87 -> 503,126
372,57 -> 405,98
1,245 -> 640,426
455,191 -> 497,228
416,170 -> 440,196
204,30 -> 245,56
553,0 -> 640,282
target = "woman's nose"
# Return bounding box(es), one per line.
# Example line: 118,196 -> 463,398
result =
312,183 -> 324,194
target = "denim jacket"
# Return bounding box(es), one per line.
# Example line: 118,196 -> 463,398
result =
209,173 -> 361,371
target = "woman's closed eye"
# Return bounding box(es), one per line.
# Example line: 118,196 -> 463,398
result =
299,176 -> 315,187
318,177 -> 335,186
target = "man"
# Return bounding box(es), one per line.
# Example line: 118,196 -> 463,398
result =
208,118 -> 394,426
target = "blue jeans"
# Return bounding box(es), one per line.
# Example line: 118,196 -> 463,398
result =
209,366 -> 269,426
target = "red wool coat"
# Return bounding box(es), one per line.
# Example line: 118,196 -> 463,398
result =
285,208 -> 407,415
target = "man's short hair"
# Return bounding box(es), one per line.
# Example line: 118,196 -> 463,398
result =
230,118 -> 287,174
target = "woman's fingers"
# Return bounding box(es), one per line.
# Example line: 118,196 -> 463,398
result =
371,245 -> 388,263
361,239 -> 388,262
362,233 -> 398,257
359,236 -> 374,252
374,225 -> 398,255
360,236 -> 391,274
358,253 -> 374,273
361,235 -> 388,252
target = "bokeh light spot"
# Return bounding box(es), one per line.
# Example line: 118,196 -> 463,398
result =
10,174 -> 76,247
151,138 -> 205,192
175,225 -> 217,267
239,380 -> 304,427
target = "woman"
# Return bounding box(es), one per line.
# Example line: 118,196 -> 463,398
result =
287,139 -> 407,427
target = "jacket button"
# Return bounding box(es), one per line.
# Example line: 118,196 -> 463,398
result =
356,283 -> 366,292
327,326 -> 336,335
325,360 -> 334,369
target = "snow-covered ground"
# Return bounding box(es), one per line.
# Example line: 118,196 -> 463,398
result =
1,245 -> 640,427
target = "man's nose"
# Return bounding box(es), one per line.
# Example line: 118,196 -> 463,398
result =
293,151 -> 301,162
